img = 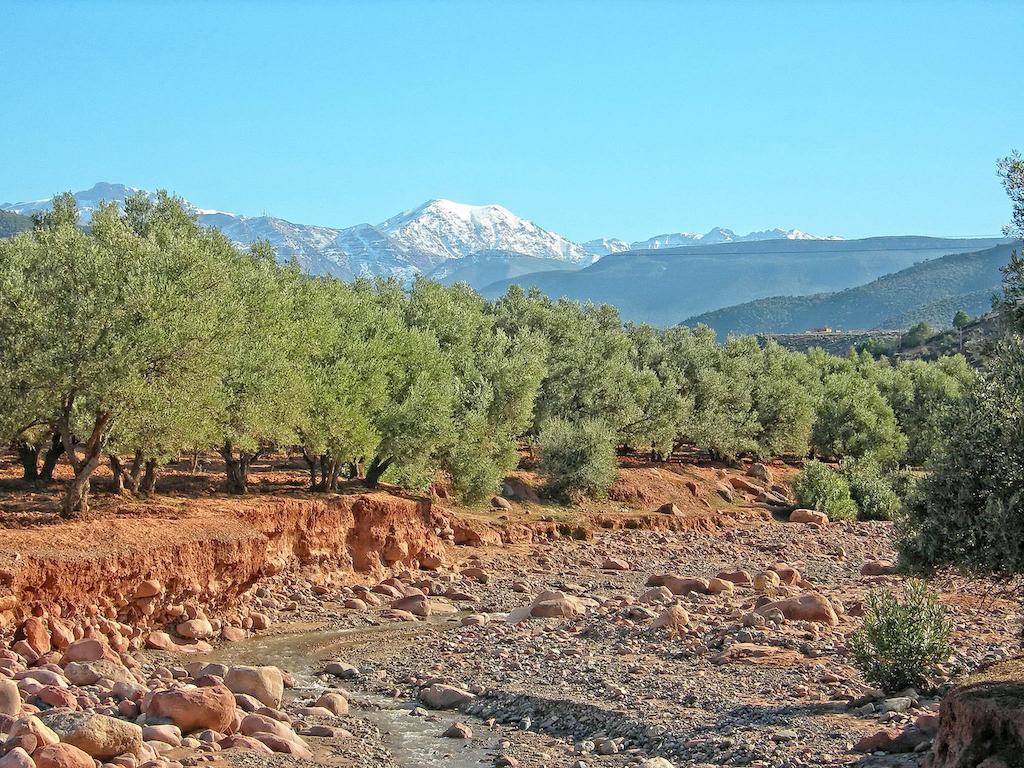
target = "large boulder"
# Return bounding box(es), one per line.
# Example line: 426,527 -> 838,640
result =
789,508 -> 828,526
64,659 -> 136,686
651,605 -> 690,637
40,711 -> 143,758
748,462 -> 774,485
758,592 -> 838,625
0,747 -> 33,768
654,575 -> 709,596
861,560 -> 898,576
20,617 -> 51,657
176,618 -> 214,640
419,684 -> 474,710
224,666 -> 284,708
529,591 -> 589,619
0,678 -> 20,716
249,731 -> 312,758
239,713 -> 293,739
928,666 -> 1024,768
31,744 -> 94,768
391,594 -> 430,618
315,692 -> 349,716
9,715 -> 60,746
146,684 -> 237,733
59,638 -> 109,665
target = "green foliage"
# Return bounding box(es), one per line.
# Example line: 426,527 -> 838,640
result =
751,340 -> 820,457
405,279 -> 544,501
841,458 -> 902,521
494,292 -> 654,438
996,249 -> 1024,333
998,150 -> 1024,239
792,461 -> 858,521
848,580 -> 951,692
900,337 -> 1024,575
0,194 -> 229,513
879,357 -> 975,465
900,321 -> 935,350
811,370 -> 906,465
536,418 -> 618,502
952,310 -> 970,329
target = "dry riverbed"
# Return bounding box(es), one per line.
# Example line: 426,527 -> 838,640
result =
1,458 -> 1020,768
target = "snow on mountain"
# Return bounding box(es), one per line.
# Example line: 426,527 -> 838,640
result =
583,238 -> 631,257
2,182 -> 158,221
2,183 -> 841,286
378,199 -> 593,268
631,226 -> 840,250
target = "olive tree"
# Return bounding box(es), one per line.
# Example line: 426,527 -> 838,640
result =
811,371 -> 906,465
213,242 -> 308,494
0,195 -> 227,516
405,280 -> 546,501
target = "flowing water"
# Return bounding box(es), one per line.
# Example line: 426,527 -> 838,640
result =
197,622 -> 493,768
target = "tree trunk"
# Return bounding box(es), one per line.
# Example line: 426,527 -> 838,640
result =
40,432 -> 64,482
14,441 -> 41,482
220,443 -> 248,495
109,455 -> 125,494
364,456 -> 393,488
126,450 -> 144,492
316,455 -> 331,491
328,459 -> 341,491
59,408 -> 112,519
63,466 -> 96,517
141,459 -> 158,494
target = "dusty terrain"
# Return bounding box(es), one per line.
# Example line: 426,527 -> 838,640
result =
0,453 -> 1020,768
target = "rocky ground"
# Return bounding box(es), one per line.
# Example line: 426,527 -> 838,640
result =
0,456 -> 1021,768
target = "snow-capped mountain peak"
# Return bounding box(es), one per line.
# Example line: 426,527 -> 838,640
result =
2,182 -> 156,221
630,226 -> 840,250
378,198 -> 592,266
582,238 -> 631,257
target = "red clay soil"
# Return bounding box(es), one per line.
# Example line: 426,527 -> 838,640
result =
0,479 -> 449,634
0,451 -> 784,635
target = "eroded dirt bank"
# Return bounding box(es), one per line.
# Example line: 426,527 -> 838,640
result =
0,491 -> 449,636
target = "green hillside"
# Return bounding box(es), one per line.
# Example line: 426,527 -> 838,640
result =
685,242 -> 1019,337
0,210 -> 32,238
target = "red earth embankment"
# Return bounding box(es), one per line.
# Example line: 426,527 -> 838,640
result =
0,491 -> 447,633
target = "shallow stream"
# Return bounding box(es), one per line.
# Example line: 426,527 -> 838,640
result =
196,622 -> 493,768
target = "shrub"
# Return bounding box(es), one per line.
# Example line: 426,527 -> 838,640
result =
842,459 -> 902,521
536,418 -> 618,502
848,580 -> 951,692
793,461 -> 858,521
899,338 -> 1024,575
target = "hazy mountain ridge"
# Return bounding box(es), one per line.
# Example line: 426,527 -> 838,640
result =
684,242 -> 1020,337
479,236 -> 1012,326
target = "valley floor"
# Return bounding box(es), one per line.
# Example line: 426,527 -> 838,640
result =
0,455 -> 1020,768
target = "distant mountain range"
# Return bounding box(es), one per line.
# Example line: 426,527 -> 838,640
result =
685,241 -> 1019,337
2,182 -> 838,284
3,183 -> 1014,335
478,236 -> 1011,326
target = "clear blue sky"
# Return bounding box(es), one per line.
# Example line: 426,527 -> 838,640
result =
3,1 -> 1022,241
